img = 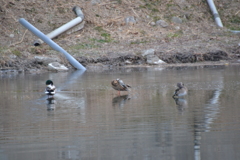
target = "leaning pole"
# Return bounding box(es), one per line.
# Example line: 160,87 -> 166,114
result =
19,18 -> 86,71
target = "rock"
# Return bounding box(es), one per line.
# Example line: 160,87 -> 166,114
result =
176,0 -> 190,9
146,54 -> 166,65
125,60 -> 132,64
156,20 -> 169,28
142,49 -> 155,57
35,56 -> 60,66
150,22 -> 156,26
175,26 -> 180,30
171,16 -> 182,24
142,49 -> 166,65
48,62 -> 68,71
91,0 -> 101,5
125,16 -> 136,25
22,51 -> 31,57
9,54 -> 17,59
9,34 -> 14,38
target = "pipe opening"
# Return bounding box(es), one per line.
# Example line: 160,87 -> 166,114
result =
34,40 -> 42,46
33,6 -> 84,46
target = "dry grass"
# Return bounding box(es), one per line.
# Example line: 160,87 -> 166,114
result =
0,0 -> 239,58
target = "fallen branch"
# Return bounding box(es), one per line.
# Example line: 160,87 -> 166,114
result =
235,10 -> 240,15
131,7 -> 139,18
99,2 -> 118,6
8,29 -> 28,47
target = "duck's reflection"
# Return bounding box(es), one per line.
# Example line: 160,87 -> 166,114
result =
46,97 -> 56,110
173,97 -> 188,112
58,147 -> 81,160
112,95 -> 130,108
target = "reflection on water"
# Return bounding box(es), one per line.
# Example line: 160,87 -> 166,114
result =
46,98 -> 56,110
112,95 -> 131,108
1,65 -> 240,160
173,97 -> 188,112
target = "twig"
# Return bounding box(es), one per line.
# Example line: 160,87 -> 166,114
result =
10,14 -> 17,22
235,10 -> 240,15
166,48 -> 175,53
5,8 -> 17,22
99,2 -> 118,6
131,7 -> 139,18
147,20 -> 152,25
8,29 -> 28,47
2,25 -> 11,35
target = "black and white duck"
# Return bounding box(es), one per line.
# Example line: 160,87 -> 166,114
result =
45,80 -> 56,98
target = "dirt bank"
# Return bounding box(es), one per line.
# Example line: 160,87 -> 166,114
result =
1,49 -> 239,75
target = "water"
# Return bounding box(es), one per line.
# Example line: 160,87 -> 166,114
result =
0,65 -> 240,160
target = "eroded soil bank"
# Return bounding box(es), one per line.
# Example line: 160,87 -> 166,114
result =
1,48 -> 240,75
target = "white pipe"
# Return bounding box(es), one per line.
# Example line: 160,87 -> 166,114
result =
73,6 -> 84,19
34,6 -> 84,46
45,17 -> 82,39
207,0 -> 223,27
230,30 -> 240,34
19,18 -> 86,71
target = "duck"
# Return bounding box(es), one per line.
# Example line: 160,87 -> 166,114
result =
45,80 -> 56,98
111,78 -> 131,95
173,82 -> 187,98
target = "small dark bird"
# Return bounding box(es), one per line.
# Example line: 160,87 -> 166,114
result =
45,80 -> 56,98
173,82 -> 187,98
111,78 -> 131,95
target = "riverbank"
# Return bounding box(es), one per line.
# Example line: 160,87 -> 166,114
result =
0,50 -> 239,75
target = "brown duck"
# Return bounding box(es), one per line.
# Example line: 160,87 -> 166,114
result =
111,78 -> 131,95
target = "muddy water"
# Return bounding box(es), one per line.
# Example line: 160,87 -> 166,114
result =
1,65 -> 240,160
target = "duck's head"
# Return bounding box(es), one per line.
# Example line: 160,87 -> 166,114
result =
177,82 -> 184,88
46,80 -> 53,85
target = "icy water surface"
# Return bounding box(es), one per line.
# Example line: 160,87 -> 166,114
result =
1,65 -> 240,160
